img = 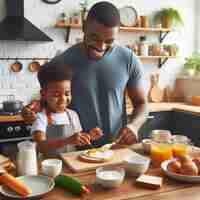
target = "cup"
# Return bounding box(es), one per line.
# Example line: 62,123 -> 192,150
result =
41,159 -> 62,178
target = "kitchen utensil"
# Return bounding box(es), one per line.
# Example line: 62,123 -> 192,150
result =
148,73 -> 164,102
0,175 -> 55,199
28,59 -> 41,72
61,148 -> 137,173
2,95 -> 23,113
17,141 -> 38,176
10,60 -> 23,72
96,166 -> 125,188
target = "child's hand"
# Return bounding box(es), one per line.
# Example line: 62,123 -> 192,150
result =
89,127 -> 103,141
67,132 -> 91,146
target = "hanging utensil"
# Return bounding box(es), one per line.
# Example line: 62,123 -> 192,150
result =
10,59 -> 23,72
28,59 -> 41,72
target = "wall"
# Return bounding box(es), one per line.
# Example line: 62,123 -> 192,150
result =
0,0 -> 196,104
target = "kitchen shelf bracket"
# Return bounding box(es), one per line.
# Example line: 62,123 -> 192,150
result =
65,26 -> 71,43
159,31 -> 170,43
158,57 -> 168,68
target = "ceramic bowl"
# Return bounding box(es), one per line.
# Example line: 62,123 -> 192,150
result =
124,155 -> 150,177
96,166 -> 125,188
41,159 -> 62,178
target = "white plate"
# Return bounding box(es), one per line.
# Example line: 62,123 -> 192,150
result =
83,149 -> 114,160
0,175 -> 55,199
161,159 -> 200,183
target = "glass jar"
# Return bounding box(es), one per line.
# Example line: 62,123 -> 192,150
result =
139,36 -> 149,56
17,141 -> 38,176
172,135 -> 190,157
150,130 -> 173,167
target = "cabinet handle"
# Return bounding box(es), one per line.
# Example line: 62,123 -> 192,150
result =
148,115 -> 155,119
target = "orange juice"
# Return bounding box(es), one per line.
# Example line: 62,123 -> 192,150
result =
173,143 -> 188,157
150,143 -> 173,167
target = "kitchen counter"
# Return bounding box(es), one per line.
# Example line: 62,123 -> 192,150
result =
127,102 -> 200,116
1,146 -> 199,200
0,115 -> 23,123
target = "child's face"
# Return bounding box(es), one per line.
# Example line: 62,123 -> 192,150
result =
42,80 -> 71,113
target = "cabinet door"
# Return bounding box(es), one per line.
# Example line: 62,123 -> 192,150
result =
138,111 -> 173,140
173,111 -> 200,147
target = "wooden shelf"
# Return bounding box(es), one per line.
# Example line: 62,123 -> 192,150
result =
54,22 -> 174,68
138,56 -> 176,59
55,22 -> 171,32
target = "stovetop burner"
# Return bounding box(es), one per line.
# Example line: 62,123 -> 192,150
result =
0,109 -> 21,116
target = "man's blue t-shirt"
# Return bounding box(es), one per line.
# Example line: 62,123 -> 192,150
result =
52,44 -> 144,146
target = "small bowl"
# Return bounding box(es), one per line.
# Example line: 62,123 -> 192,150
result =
96,166 -> 125,188
142,139 -> 152,154
41,159 -> 62,178
124,155 -> 150,177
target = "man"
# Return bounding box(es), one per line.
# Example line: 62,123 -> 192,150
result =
23,1 -> 148,147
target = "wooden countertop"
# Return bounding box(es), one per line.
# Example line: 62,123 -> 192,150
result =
127,102 -> 200,116
3,146 -> 198,200
0,114 -> 24,123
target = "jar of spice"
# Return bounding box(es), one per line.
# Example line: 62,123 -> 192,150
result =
139,36 -> 149,56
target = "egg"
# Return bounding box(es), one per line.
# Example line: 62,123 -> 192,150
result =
167,160 -> 181,174
180,161 -> 198,176
192,157 -> 200,174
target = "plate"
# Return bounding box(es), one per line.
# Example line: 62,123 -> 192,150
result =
161,159 -> 200,183
79,149 -> 114,163
119,6 -> 138,27
0,175 -> 55,199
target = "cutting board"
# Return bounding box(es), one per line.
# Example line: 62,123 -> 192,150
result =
61,148 -> 137,172
148,73 -> 164,103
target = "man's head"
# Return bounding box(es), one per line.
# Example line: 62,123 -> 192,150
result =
83,1 -> 120,60
38,62 -> 73,112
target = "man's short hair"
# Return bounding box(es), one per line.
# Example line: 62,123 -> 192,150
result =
86,1 -> 120,27
38,62 -> 73,88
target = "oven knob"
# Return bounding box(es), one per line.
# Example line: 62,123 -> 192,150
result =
26,125 -> 32,131
15,126 -> 21,132
7,127 -> 13,133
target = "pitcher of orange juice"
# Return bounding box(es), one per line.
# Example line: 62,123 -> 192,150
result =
150,130 -> 173,167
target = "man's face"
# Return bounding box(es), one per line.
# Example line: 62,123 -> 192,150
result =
83,19 -> 119,60
42,80 -> 71,113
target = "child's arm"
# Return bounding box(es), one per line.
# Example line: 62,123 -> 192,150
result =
33,131 -> 91,154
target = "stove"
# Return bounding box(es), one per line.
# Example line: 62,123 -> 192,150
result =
0,111 -> 32,143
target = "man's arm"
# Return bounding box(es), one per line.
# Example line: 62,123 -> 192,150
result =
116,85 -> 149,145
126,85 -> 149,135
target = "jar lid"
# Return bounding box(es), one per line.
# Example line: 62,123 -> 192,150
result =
151,130 -> 172,142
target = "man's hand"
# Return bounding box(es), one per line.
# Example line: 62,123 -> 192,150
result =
67,132 -> 91,146
89,127 -> 103,141
116,127 -> 138,145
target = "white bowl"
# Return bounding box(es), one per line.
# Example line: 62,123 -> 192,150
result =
124,155 -> 150,177
96,166 -> 125,188
41,159 -> 62,178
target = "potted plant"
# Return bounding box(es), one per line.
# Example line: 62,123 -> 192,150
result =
184,52 -> 200,76
154,8 -> 183,28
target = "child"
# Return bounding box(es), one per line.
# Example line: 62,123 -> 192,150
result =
31,62 -> 103,156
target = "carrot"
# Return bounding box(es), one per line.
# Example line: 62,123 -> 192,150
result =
0,173 -> 32,197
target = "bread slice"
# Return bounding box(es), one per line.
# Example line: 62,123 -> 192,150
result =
136,174 -> 163,189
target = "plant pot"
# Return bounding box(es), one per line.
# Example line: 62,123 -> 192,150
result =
162,16 -> 172,28
186,69 -> 196,76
